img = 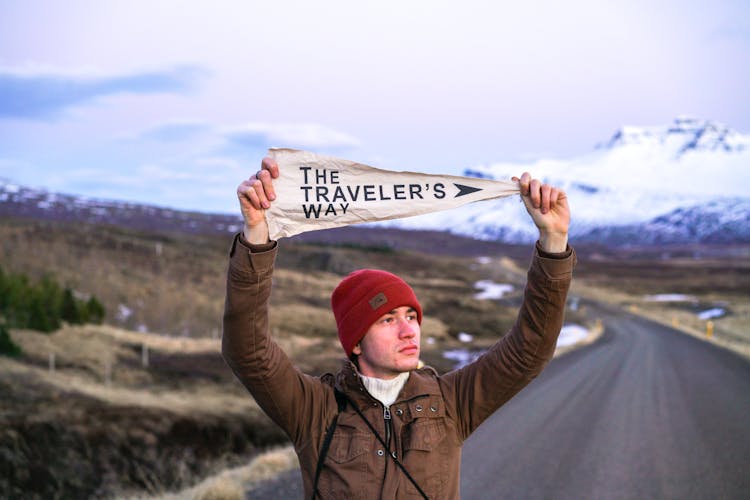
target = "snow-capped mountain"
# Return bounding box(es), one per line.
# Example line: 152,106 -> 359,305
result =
597,115 -> 748,156
386,117 -> 750,245
579,198 -> 750,245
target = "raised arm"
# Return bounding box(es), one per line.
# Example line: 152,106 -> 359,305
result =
441,173 -> 575,438
222,157 -> 331,444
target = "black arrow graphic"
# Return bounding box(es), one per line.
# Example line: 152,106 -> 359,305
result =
454,183 -> 483,198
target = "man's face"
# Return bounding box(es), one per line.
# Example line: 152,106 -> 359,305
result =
353,306 -> 421,379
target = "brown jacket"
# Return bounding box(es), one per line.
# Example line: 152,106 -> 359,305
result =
222,234 -> 576,499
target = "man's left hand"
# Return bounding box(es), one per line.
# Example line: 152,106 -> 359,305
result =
513,172 -> 570,253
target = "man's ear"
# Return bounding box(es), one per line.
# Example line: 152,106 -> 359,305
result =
352,343 -> 362,356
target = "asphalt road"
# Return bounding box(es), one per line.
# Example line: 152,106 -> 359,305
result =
248,304 -> 750,499
460,302 -> 750,499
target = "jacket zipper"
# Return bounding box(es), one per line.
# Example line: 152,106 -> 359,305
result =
381,404 -> 392,493
384,405 -> 392,449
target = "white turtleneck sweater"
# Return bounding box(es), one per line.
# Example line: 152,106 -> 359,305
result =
360,372 -> 410,408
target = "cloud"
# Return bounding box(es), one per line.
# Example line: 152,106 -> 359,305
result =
0,65 -> 206,119
133,119 -> 361,152
223,122 -> 362,151
138,120 -> 213,142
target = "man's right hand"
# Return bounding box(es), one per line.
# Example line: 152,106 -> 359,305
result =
237,156 -> 280,244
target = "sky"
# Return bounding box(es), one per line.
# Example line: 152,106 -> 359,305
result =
1,0 -> 748,213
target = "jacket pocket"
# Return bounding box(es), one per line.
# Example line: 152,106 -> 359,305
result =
404,417 -> 447,452
321,427 -> 377,499
328,430 -> 370,463
403,414 -> 448,497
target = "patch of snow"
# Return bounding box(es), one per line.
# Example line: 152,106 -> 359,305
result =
556,324 -> 588,348
697,308 -> 725,320
457,332 -> 474,343
446,323 -> 590,368
643,294 -> 697,303
117,304 -> 133,321
476,256 -> 492,265
474,280 -> 514,300
443,348 -> 484,369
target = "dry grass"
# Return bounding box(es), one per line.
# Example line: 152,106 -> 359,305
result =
0,218 -> 228,338
0,321 -> 288,499
131,445 -> 298,500
1,328 -> 258,416
0,217 -> 524,344
573,247 -> 750,359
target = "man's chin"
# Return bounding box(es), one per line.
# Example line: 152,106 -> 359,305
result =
402,357 -> 421,372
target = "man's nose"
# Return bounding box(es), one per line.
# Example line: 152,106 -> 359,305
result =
397,318 -> 416,338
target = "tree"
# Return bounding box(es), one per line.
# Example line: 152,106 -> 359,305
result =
0,267 -> 105,331
27,291 -> 60,332
85,297 -> 106,324
0,324 -> 22,358
60,288 -> 82,324
3,273 -> 31,328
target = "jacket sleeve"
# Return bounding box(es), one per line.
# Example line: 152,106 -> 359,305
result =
440,242 -> 577,440
221,233 -> 331,446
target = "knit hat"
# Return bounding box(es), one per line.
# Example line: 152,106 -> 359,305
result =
331,269 -> 422,356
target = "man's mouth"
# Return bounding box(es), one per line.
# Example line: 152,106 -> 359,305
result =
399,344 -> 419,355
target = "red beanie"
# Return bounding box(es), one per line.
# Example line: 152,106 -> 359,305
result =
331,269 -> 422,356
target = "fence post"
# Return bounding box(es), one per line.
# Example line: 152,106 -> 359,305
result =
706,321 -> 714,338
142,343 -> 149,368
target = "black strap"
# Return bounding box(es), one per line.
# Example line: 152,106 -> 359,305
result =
311,389 -> 348,500
336,389 -> 429,499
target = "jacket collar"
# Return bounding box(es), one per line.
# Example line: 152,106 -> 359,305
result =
334,360 -> 442,408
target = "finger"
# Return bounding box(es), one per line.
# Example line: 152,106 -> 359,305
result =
516,172 -> 532,196
529,178 -> 542,208
261,157 -> 280,178
236,180 -> 254,201
256,169 -> 277,202
238,181 -> 263,210
549,187 -> 560,209
251,177 -> 271,209
540,184 -> 552,214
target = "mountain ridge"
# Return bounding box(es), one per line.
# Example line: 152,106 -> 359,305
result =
2,117 -> 748,246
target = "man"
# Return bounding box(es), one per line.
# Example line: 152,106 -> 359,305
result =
223,156 -> 575,499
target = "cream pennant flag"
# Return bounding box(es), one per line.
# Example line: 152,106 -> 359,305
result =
265,148 -> 520,240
